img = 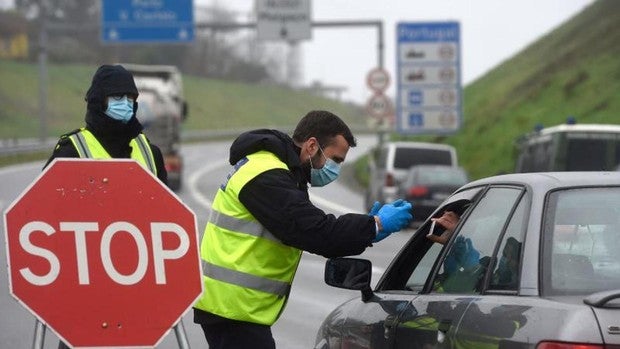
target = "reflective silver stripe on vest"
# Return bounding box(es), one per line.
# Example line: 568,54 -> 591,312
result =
134,134 -> 156,174
202,261 -> 290,297
69,132 -> 92,158
209,210 -> 279,243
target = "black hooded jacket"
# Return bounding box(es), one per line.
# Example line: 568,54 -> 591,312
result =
44,65 -> 167,184
229,128 -> 376,257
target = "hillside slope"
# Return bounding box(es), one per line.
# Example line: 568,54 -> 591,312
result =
447,0 -> 620,178
0,60 -> 364,139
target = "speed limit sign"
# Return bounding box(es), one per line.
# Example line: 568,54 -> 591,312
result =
366,93 -> 393,118
366,68 -> 390,93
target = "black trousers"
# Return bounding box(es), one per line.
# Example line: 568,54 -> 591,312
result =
199,321 -> 276,349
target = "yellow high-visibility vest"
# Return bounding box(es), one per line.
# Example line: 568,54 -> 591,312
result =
67,128 -> 157,175
194,150 -> 303,325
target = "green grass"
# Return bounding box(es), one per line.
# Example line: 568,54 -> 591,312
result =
2,0 -> 619,183
0,60 -> 364,139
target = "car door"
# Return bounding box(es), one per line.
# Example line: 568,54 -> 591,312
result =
367,187 -> 485,349
451,190 -> 530,349
386,185 -> 526,349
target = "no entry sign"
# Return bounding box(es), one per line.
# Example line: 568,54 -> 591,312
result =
3,159 -> 202,348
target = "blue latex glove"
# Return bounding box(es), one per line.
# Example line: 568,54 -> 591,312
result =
445,236 -> 480,272
368,201 -> 381,216
373,201 -> 413,242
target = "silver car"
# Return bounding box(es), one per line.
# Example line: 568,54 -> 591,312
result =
316,172 -> 620,349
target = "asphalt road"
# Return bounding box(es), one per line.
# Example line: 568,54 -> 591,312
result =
0,136 -> 413,348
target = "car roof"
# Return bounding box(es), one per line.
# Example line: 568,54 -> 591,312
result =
409,164 -> 464,171
384,141 -> 456,150
463,171 -> 620,191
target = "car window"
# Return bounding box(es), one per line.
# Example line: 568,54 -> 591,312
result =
489,198 -> 527,291
394,148 -> 453,169
432,187 -> 523,294
381,188 -> 484,292
405,242 -> 442,292
413,168 -> 468,186
543,187 -> 620,295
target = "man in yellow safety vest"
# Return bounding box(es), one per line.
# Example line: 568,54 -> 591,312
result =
44,64 -> 167,349
44,64 -> 167,184
193,110 -> 413,348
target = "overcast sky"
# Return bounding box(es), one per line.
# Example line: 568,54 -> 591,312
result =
201,0 -> 595,104
0,0 -> 595,104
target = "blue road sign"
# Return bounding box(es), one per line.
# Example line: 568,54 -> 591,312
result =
102,0 -> 194,43
396,21 -> 461,135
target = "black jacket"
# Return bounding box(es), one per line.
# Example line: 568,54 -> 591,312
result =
194,129 -> 377,325
44,65 -> 167,184
231,128 -> 376,257
44,122 -> 167,185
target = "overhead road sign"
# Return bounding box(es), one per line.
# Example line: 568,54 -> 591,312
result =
256,0 -> 312,41
101,0 -> 194,43
396,21 -> 462,135
4,159 -> 202,348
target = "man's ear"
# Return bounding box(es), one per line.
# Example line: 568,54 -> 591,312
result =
303,137 -> 319,157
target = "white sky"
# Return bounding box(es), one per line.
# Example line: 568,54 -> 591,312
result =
201,0 -> 594,104
0,0 -> 595,104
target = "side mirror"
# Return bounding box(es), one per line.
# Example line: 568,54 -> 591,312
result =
324,258 -> 374,302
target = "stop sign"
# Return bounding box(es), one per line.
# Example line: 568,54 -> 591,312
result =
3,159 -> 203,348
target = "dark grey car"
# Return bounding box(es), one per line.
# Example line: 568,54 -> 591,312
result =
315,172 -> 620,349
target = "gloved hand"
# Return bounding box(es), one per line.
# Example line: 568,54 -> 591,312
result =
368,201 -> 381,216
444,236 -> 480,273
373,201 -> 413,242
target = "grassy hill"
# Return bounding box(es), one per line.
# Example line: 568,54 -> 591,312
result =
443,0 -> 620,179
0,60 -> 364,139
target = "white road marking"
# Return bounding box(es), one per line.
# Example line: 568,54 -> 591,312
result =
187,159 -> 228,210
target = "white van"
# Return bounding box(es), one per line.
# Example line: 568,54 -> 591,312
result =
365,141 -> 458,211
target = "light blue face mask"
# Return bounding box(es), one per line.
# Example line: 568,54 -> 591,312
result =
105,95 -> 134,123
310,147 -> 341,187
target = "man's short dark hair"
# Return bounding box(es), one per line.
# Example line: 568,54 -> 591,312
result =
292,110 -> 356,148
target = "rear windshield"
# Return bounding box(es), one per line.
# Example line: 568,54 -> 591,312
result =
416,168 -> 468,186
565,138 -> 618,171
544,187 -> 620,295
394,148 -> 453,169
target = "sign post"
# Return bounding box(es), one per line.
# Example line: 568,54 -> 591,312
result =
4,159 -> 203,348
101,0 -> 194,43
396,22 -> 462,134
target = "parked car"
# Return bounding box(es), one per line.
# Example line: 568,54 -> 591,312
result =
316,172 -> 620,349
365,141 -> 458,212
399,165 -> 469,223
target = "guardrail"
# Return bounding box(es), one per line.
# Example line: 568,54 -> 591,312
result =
0,126 -> 380,156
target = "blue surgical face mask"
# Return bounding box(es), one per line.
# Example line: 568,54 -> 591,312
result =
310,146 -> 341,187
105,95 -> 134,123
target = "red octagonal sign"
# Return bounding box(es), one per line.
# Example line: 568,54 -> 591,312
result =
3,159 -> 203,348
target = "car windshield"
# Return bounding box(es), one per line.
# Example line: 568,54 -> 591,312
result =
544,187 -> 620,295
394,148 -> 452,169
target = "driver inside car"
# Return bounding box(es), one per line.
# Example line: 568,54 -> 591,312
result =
427,210 -> 484,293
